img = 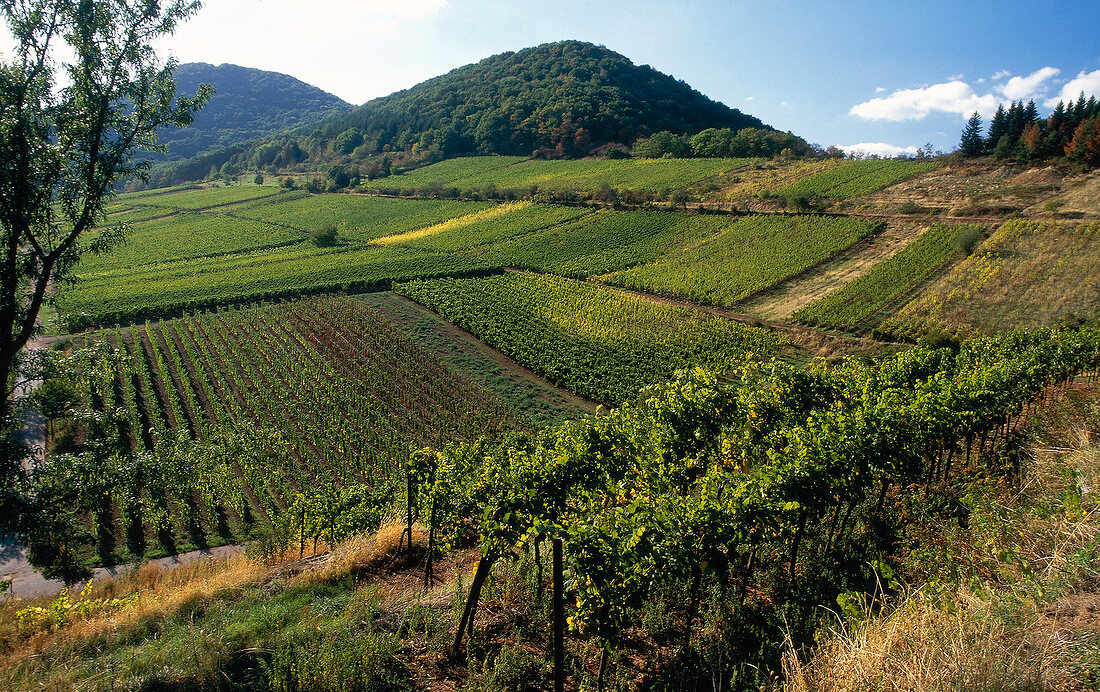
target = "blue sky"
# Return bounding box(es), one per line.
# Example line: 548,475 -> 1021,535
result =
6,1 -> 1100,156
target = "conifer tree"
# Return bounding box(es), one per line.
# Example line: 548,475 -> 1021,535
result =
959,112 -> 985,157
986,104 -> 1008,154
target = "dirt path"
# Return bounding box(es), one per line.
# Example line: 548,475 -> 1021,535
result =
0,537 -> 245,601
738,222 -> 926,321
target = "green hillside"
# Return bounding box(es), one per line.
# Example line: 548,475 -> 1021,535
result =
151,63 -> 350,161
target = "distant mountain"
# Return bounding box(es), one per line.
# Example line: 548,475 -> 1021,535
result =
149,42 -> 790,186
307,40 -> 771,158
155,63 -> 351,160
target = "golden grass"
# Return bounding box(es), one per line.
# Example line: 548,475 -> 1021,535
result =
0,520 -> 427,676
884,220 -> 1100,337
296,520 -> 427,586
372,201 -> 528,246
782,591 -> 1056,692
0,552 -> 268,667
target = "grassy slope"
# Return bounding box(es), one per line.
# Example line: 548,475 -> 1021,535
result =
884,220 -> 1100,339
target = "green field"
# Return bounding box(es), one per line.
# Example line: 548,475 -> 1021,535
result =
82,213 -> 304,272
395,272 -> 790,404
779,159 -> 943,199
603,214 -> 880,307
74,192 -> 826,326
231,194 -> 489,242
363,155 -> 752,193
115,184 -> 286,209
793,224 -> 974,330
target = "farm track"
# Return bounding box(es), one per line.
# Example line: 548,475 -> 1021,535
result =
737,222 -> 925,321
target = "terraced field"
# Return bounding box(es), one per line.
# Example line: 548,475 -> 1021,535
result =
73,296 -> 518,562
363,155 -> 751,193
603,215 -> 880,307
396,272 -> 790,404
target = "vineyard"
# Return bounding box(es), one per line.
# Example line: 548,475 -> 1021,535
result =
792,223 -> 977,330
477,208 -> 734,277
62,244 -> 493,327
778,158 -> 943,199
229,195 -> 489,242
401,326 -> 1100,687
362,156 -> 751,194
604,214 -> 879,306
51,296 -> 516,564
395,272 -> 790,404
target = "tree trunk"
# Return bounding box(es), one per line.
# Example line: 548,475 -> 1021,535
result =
452,550 -> 497,656
789,508 -> 808,580
596,647 -> 608,692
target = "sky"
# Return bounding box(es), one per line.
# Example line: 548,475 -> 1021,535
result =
3,1 -> 1100,157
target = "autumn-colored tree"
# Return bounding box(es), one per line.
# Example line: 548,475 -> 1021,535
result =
1021,121 -> 1043,155
1066,117 -> 1100,167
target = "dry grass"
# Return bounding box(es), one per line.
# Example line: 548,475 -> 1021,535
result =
0,521 -> 427,678
782,591 -> 1057,692
296,520 -> 427,586
781,389 -> 1100,692
883,220 -> 1100,337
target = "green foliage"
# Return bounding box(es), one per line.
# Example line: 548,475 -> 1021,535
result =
16,581 -> 139,631
794,224 -> 977,331
692,126 -> 814,159
960,112 -> 985,157
427,326 -> 1100,683
605,214 -> 878,307
265,629 -> 412,692
396,272 -> 789,404
282,40 -> 770,159
310,225 -> 340,247
0,0 -> 210,435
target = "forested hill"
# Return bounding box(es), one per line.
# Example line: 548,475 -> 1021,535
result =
144,42 -> 788,187
153,63 -> 351,160
314,40 -> 770,158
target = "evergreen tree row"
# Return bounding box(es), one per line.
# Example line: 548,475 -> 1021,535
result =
960,92 -> 1100,166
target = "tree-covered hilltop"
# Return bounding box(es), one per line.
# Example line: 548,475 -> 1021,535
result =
146,41 -> 792,186
317,40 -> 771,158
149,63 -> 351,161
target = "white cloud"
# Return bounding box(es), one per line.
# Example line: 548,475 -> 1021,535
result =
948,73 -> 964,81
850,80 -> 998,121
840,142 -> 919,158
1045,69 -> 1100,107
992,70 -> 1012,80
875,86 -> 885,93
745,96 -> 755,101
997,66 -> 1059,101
